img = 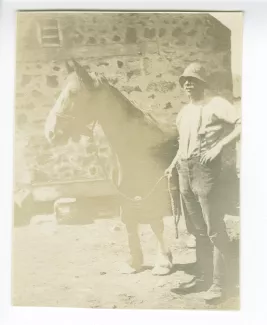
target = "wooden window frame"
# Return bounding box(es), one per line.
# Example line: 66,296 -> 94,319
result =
37,18 -> 63,48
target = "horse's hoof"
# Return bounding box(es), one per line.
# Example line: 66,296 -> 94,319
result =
152,265 -> 172,276
119,263 -> 143,275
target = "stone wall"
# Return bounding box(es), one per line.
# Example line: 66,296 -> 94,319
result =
15,12 -> 236,187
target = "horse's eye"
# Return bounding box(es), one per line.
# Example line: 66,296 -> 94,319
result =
70,86 -> 79,95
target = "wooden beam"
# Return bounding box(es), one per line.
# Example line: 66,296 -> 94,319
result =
16,42 -> 159,62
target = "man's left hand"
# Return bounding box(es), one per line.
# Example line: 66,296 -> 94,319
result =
200,143 -> 223,164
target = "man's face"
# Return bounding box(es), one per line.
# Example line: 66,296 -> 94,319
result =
183,77 -> 204,98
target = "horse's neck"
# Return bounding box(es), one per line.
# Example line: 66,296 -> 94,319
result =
94,86 -> 164,166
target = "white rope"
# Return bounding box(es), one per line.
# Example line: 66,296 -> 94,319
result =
167,175 -> 180,239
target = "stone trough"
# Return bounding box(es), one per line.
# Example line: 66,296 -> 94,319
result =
14,179 -> 120,226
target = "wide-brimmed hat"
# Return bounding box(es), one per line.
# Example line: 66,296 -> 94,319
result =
179,63 -> 207,87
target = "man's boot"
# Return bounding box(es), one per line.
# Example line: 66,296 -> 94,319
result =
171,235 -> 213,294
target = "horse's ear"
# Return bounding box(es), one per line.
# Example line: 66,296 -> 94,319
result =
65,60 -> 74,74
71,58 -> 82,69
71,58 -> 95,88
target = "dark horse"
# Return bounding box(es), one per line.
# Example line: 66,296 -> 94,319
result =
45,59 -> 179,275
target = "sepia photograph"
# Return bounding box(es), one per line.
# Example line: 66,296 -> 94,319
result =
13,10 -> 242,310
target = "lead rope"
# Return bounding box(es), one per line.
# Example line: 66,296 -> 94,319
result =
90,125 -> 179,238
167,175 -> 180,239
93,145 -> 166,203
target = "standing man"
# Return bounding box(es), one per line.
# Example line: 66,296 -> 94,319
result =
166,63 -> 241,302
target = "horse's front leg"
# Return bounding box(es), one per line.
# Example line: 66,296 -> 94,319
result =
150,218 -> 173,276
122,219 -> 144,274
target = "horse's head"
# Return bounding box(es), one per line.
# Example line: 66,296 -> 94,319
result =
44,59 -> 105,145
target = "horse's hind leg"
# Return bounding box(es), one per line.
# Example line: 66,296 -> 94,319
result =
150,218 -> 173,276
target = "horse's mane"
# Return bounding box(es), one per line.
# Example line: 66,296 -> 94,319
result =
87,72 -> 164,135
71,59 -> 164,134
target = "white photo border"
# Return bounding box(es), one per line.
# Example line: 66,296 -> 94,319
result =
1,1 -> 267,324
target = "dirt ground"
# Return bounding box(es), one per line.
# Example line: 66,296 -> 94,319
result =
12,214 -> 239,310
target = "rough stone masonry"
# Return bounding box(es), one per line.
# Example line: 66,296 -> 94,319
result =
15,12 -> 237,186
